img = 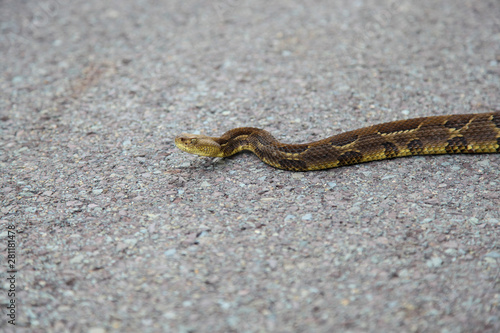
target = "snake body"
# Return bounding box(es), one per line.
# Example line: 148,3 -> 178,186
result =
175,112 -> 500,171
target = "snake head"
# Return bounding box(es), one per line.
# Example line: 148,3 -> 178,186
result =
174,133 -> 223,157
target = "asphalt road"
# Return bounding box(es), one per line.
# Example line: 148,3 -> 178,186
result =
1,0 -> 499,332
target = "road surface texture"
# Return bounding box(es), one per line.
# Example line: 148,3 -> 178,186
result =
1,0 -> 499,332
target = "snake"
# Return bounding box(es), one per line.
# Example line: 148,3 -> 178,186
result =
175,111 -> 500,171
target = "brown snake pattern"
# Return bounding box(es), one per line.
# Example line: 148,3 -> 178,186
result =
175,112 -> 500,171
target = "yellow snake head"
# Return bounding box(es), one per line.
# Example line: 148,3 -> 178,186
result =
174,133 -> 224,157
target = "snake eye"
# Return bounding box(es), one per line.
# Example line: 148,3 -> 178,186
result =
190,138 -> 197,144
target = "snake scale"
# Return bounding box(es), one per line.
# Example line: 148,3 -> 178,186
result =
175,111 -> 500,171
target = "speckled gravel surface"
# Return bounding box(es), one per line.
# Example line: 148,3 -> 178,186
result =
1,0 -> 499,332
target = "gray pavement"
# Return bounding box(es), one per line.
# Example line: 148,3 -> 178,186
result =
1,0 -> 499,332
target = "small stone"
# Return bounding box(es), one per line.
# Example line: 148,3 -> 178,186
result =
116,243 -> 128,252
469,217 -> 481,225
398,269 -> 410,278
284,214 -> 295,222
443,241 -> 458,248
267,259 -> 278,269
484,257 -> 498,265
426,257 -> 443,268
487,218 -> 499,225
163,311 -> 177,319
164,248 -> 177,256
477,159 -> 490,167
70,254 -> 85,264
444,248 -> 457,256
12,76 -> 24,84
25,207 -> 37,213
302,213 -> 313,221
484,251 -> 500,259
92,189 -> 103,195
123,238 -> 137,247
